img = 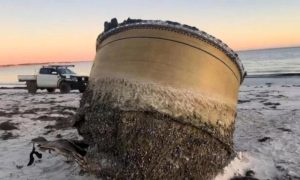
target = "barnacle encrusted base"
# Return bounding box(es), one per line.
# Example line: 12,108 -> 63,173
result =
74,78 -> 235,179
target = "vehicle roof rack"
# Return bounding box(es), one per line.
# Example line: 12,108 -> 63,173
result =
42,65 -> 75,68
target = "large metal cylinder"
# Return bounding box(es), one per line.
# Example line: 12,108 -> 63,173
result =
75,19 -> 245,179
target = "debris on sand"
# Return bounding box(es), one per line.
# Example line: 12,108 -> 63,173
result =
15,165 -> 23,169
32,136 -> 48,142
0,110 -> 19,118
31,137 -> 89,169
230,169 -> 258,180
0,121 -> 18,130
42,116 -> 73,130
231,176 -> 259,180
1,132 -> 19,140
258,137 -> 272,142
82,17 -> 246,178
27,144 -> 43,166
43,129 -> 54,135
263,102 -> 280,106
277,127 -> 292,132
238,99 -> 251,104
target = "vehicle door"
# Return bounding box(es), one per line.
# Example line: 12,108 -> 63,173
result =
37,68 -> 60,88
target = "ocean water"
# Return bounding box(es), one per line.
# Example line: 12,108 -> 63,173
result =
239,47 -> 300,75
0,47 -> 300,85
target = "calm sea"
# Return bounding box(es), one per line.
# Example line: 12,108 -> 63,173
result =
239,46 -> 300,76
0,47 -> 299,85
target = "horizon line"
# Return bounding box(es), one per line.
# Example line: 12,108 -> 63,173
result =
0,60 -> 92,68
237,45 -> 300,52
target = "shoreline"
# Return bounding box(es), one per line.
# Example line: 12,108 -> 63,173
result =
0,86 -> 26,89
1,75 -> 300,90
246,73 -> 300,78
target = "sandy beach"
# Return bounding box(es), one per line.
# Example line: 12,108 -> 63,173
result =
0,76 -> 299,180
217,76 -> 300,179
0,90 -> 97,180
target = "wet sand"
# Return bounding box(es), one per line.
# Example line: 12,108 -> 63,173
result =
0,76 -> 299,179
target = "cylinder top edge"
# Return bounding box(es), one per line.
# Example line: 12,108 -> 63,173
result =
96,18 -> 246,83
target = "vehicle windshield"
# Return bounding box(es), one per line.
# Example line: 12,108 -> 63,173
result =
57,68 -> 75,75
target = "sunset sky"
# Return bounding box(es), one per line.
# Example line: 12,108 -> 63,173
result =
1,0 -> 300,66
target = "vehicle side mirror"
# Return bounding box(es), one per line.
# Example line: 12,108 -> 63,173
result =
52,71 -> 58,75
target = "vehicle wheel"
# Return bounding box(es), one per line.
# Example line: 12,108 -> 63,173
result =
26,81 -> 37,94
78,86 -> 86,93
59,82 -> 71,93
47,88 -> 55,93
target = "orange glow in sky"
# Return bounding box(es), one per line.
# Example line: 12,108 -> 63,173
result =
1,0 -> 300,66
1,27 -> 97,65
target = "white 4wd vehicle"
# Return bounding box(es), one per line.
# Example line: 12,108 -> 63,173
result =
18,65 -> 89,94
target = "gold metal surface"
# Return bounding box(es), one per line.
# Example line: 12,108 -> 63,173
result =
92,28 -> 241,106
77,25 -> 244,178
